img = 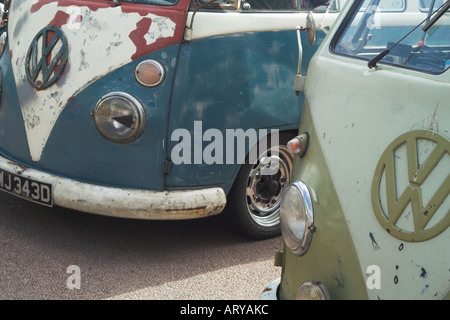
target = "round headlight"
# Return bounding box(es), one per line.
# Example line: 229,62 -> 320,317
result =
0,32 -> 7,57
296,280 -> 330,300
280,180 -> 314,256
93,92 -> 145,144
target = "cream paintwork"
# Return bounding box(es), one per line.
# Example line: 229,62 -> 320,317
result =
8,1 -> 176,162
184,10 -> 338,41
0,154 -> 226,219
304,16 -> 450,298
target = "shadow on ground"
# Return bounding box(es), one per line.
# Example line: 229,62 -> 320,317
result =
0,192 -> 282,299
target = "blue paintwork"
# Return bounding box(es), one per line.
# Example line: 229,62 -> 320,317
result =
0,39 -> 31,165
165,30 -> 325,192
0,25 -> 325,193
41,46 -> 182,190
1,42 -> 181,190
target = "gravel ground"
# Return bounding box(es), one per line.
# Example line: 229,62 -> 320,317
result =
107,260 -> 280,300
0,191 -> 283,300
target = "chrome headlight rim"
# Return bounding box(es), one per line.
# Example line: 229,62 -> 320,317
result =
0,32 -> 7,57
135,59 -> 166,87
280,180 -> 314,256
93,91 -> 146,144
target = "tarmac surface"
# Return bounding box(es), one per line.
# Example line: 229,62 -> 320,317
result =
0,191 -> 283,300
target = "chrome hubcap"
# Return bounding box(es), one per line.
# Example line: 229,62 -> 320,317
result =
246,145 -> 293,227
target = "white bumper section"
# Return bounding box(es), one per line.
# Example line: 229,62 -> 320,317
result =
260,278 -> 280,300
0,155 -> 227,220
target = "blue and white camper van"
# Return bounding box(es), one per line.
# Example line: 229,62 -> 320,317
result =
0,0 -> 341,239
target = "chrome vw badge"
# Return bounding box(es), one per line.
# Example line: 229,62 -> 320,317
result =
25,25 -> 68,90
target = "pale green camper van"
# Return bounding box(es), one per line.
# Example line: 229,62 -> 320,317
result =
262,0 -> 450,300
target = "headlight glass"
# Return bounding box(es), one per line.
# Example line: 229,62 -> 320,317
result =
93,92 -> 145,144
135,59 -> 165,87
296,280 -> 330,300
280,180 -> 314,256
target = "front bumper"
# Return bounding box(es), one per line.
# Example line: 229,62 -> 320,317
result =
260,278 -> 280,300
0,155 -> 227,220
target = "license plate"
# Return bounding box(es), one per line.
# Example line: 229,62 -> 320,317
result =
0,168 -> 53,207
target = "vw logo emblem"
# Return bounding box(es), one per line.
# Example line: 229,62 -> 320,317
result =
25,26 -> 69,90
372,130 -> 449,242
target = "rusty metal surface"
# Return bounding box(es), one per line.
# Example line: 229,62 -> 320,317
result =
0,155 -> 227,220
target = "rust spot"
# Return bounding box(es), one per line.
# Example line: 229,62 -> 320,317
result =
6,161 -> 28,172
165,206 -> 207,213
31,0 -> 110,13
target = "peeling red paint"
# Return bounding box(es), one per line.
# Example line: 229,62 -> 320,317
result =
47,10 -> 83,30
46,11 -> 70,71
74,15 -> 83,24
34,11 -> 70,86
49,10 -> 71,28
128,11 -> 187,61
31,0 -> 191,13
29,0 -> 190,63
31,0 -> 110,13
129,18 -> 153,61
120,3 -> 180,17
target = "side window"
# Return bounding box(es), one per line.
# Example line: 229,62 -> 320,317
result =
331,0 -> 450,74
420,0 -> 445,11
195,0 -> 240,10
242,0 -> 301,10
193,0 -> 330,11
243,0 -> 332,11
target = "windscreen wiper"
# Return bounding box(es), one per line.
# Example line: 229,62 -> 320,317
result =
368,1 -> 450,69
422,0 -> 450,32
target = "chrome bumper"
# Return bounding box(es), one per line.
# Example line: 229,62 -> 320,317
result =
0,155 -> 227,220
260,278 -> 280,300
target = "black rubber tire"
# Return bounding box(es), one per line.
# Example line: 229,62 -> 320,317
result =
225,132 -> 295,240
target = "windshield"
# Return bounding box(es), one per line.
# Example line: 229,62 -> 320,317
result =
120,0 -> 180,5
331,0 -> 450,74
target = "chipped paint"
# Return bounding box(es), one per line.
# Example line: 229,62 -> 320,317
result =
9,0 -> 186,162
369,232 -> 380,250
0,154 -> 227,219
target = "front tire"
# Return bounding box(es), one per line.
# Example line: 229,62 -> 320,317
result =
226,133 -> 295,239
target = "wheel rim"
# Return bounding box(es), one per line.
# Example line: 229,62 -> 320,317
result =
246,145 -> 294,228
